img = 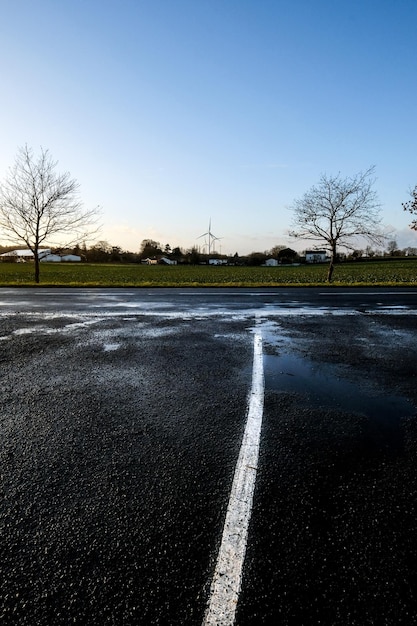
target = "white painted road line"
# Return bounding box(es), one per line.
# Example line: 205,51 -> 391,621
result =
203,330 -> 265,626
319,291 -> 417,295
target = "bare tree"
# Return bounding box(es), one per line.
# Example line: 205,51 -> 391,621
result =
402,185 -> 417,230
0,145 -> 100,282
290,167 -> 385,281
386,239 -> 399,256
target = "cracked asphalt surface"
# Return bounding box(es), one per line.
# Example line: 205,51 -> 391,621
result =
0,288 -> 417,625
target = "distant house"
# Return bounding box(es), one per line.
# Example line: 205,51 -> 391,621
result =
0,249 -> 30,262
305,250 -> 328,263
141,258 -> 158,265
208,258 -> 227,265
264,258 -> 279,267
1,249 -> 82,263
38,249 -> 52,259
0,248 -> 51,262
158,257 -> 177,265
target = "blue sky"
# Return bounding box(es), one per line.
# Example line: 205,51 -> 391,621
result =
1,0 -> 417,254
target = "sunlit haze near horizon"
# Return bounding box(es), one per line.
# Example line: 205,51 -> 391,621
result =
1,0 -> 417,255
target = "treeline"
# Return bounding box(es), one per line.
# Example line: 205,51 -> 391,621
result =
1,238 -> 415,266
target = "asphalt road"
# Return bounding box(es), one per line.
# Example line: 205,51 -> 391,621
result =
1,285 -> 417,313
1,288 -> 417,625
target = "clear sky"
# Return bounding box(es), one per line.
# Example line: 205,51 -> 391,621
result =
1,0 -> 417,255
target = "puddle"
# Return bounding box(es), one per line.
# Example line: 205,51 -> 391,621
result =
103,343 -> 120,352
265,352 -> 415,452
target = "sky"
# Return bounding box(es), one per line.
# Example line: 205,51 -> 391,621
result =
1,0 -> 417,255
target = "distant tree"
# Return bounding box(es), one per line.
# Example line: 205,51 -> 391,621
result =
139,239 -> 162,259
123,250 -> 140,263
386,239 -> 399,256
402,186 -> 417,230
269,245 -> 286,258
73,243 -> 82,257
276,247 -> 299,264
96,240 -> 112,254
110,246 -> 123,262
88,240 -> 112,262
350,249 -> 363,259
0,145 -> 100,282
164,243 -> 171,255
290,167 -> 385,282
171,246 -> 184,261
186,246 -> 201,265
247,251 -> 267,266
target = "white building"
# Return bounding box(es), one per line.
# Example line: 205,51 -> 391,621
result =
141,258 -> 158,265
0,249 -> 51,261
158,257 -> 177,265
0,249 -> 81,263
305,251 -> 328,263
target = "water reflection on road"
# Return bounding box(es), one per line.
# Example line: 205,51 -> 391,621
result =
264,351 -> 415,454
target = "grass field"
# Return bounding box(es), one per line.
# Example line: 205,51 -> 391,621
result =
0,260 -> 417,287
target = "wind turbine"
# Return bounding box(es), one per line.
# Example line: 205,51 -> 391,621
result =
197,219 -> 222,256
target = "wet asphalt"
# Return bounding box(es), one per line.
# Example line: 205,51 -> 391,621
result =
0,288 -> 417,625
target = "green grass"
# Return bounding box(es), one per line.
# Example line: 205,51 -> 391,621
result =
0,260 -> 417,287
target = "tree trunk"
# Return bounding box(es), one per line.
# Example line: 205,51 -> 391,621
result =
327,244 -> 337,282
34,252 -> 40,283
327,259 -> 334,282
